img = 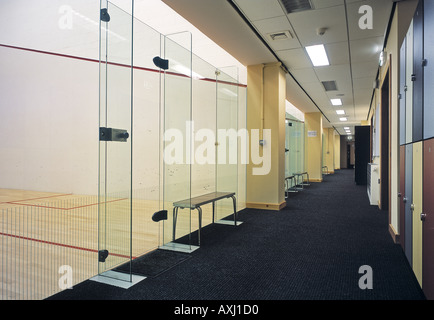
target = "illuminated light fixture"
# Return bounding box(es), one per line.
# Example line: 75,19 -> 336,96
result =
306,44 -> 330,67
340,117 -> 348,122
331,98 -> 342,106
379,50 -> 387,67
336,110 -> 345,115
343,127 -> 350,130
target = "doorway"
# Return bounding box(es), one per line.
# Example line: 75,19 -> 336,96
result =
380,68 -> 390,212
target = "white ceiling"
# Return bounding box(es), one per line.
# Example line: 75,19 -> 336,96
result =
162,0 -> 395,135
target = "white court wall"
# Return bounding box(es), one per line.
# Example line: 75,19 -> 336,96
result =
0,0 -> 247,207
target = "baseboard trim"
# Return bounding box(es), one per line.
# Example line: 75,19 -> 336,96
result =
309,178 -> 323,183
246,201 -> 286,211
388,224 -> 400,244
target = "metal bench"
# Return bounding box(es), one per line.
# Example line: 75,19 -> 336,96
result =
172,192 -> 238,246
285,176 -> 298,197
294,172 -> 310,188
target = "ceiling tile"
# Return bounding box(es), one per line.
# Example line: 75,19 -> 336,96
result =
350,36 -> 383,63
277,48 -> 312,70
233,0 -> 285,21
287,4 -> 348,46
290,68 -> 318,83
325,41 -> 350,65
351,61 -> 379,79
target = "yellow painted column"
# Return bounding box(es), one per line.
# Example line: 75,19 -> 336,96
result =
323,128 -> 335,174
305,112 -> 323,182
412,141 -> 423,286
246,63 -> 286,210
334,133 -> 341,170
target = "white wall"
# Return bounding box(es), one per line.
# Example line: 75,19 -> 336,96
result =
0,0 -> 247,209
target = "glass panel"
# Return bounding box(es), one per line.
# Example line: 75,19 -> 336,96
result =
161,32 -> 193,251
131,12 -> 163,256
215,67 -> 239,223
285,114 -> 305,177
191,54 -> 218,228
98,1 -> 133,281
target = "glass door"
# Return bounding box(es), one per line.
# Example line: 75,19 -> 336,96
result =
98,1 -> 133,281
160,32 -> 194,252
215,67 -> 239,223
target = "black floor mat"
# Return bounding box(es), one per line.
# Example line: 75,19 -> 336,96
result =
114,249 -> 191,278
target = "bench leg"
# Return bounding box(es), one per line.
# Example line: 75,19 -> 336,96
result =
172,207 -> 178,241
197,207 -> 202,246
231,195 -> 237,225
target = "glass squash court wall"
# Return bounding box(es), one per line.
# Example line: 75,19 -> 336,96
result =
98,0 -> 135,282
0,0 -> 244,297
285,113 -> 305,178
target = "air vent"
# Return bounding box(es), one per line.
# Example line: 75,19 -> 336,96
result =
322,81 -> 338,92
280,0 -> 314,14
268,30 -> 293,41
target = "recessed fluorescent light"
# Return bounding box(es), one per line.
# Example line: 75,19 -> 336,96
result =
343,127 -> 350,130
331,99 -> 342,106
336,110 -> 345,115
306,44 -> 330,67
339,117 -> 348,122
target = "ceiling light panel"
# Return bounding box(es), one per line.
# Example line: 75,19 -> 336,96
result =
336,110 -> 345,115
331,98 -> 342,106
306,44 -> 330,67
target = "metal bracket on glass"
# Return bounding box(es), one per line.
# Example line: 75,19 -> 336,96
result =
100,127 -> 129,142
153,56 -> 169,70
101,8 -> 110,22
98,250 -> 109,263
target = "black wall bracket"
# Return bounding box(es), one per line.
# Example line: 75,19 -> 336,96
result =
101,8 -> 110,22
98,250 -> 109,263
100,127 -> 129,142
153,56 -> 169,70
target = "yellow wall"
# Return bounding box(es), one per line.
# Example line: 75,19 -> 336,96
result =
246,63 -> 286,210
334,133 -> 340,170
305,112 -> 323,181
323,128 -> 335,174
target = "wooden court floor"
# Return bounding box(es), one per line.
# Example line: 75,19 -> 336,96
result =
0,188 -> 231,300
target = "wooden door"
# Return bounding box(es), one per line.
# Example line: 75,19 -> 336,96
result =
405,144 -> 413,265
412,142 -> 423,287
423,138 -> 434,299
399,145 -> 406,251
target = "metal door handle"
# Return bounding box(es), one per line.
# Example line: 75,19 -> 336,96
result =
403,197 -> 407,203
398,193 -> 402,198
421,213 -> 426,222
411,204 -> 415,211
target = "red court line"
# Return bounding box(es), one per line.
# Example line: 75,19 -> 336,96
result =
0,231 -> 137,260
0,43 -> 248,88
3,193 -> 72,203
4,197 -> 128,211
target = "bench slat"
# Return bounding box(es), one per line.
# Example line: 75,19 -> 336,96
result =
173,191 -> 235,209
